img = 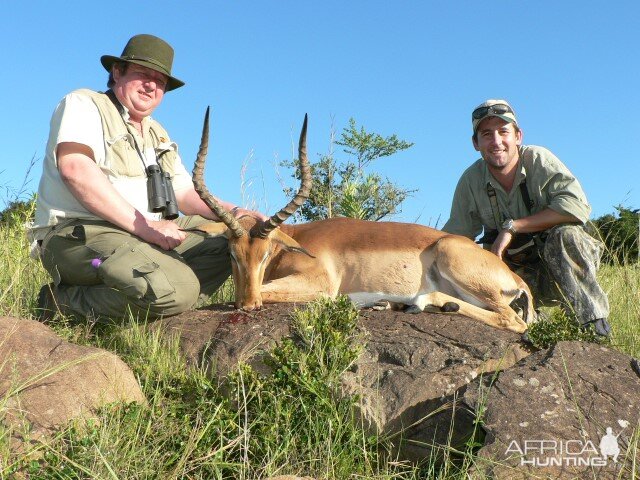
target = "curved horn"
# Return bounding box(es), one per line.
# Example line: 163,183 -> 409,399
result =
255,114 -> 311,238
192,107 -> 246,238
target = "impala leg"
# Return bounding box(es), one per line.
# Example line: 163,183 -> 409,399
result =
260,275 -> 332,303
420,291 -> 528,333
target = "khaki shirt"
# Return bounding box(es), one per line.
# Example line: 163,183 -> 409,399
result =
442,145 -> 591,240
31,89 -> 192,239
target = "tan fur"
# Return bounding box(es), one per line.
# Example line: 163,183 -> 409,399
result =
198,216 -> 532,333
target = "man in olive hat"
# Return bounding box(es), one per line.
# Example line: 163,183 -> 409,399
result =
30,34 -> 267,321
443,99 -> 611,337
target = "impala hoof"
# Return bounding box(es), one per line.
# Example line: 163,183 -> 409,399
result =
404,305 -> 423,314
441,302 -> 460,313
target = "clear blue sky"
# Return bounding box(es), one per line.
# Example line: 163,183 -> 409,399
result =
2,1 -> 638,226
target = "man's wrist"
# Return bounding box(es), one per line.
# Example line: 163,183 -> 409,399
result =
501,218 -> 517,235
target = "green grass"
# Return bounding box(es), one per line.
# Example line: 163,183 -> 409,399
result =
1,205 -> 639,479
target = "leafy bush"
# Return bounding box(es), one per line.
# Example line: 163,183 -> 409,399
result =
0,195 -> 36,227
525,309 -> 606,349
592,205 -> 639,265
282,118 -> 415,222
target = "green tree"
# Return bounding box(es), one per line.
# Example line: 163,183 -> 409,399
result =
0,195 -> 36,227
592,205 -> 639,264
283,118 -> 414,222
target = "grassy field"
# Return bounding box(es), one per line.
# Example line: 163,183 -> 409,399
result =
0,207 -> 638,479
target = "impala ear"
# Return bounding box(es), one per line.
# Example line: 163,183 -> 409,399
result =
272,229 -> 315,258
182,222 -> 228,237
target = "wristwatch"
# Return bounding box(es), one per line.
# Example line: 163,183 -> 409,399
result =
501,218 -> 517,235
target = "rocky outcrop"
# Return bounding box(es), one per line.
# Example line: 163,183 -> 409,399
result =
464,341 -> 640,479
0,316 -> 145,451
153,303 -> 531,462
341,308 -> 530,462
152,303 -> 294,378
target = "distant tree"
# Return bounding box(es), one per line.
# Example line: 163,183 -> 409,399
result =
283,118 -> 415,222
0,195 -> 36,227
592,205 -> 639,264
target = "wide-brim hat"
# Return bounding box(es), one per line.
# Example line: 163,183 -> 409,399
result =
100,34 -> 185,91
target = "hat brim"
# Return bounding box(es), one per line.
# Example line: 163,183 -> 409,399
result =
100,55 -> 184,92
473,114 -> 518,133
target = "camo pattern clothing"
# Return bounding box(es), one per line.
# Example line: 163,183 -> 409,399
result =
505,225 -> 609,323
443,145 -> 609,325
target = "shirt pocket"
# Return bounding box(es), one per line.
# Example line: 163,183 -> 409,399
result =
105,133 -> 146,177
478,206 -> 500,229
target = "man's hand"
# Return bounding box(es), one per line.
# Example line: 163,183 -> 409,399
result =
140,219 -> 187,251
491,230 -> 514,259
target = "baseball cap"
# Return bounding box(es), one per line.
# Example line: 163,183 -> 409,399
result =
472,99 -> 518,133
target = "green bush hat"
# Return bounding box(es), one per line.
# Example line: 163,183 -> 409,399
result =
471,99 -> 518,133
100,34 -> 185,91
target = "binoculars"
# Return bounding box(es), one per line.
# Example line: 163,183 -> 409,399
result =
146,165 -> 179,219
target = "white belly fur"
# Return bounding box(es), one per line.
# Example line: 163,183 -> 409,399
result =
348,291 -> 421,307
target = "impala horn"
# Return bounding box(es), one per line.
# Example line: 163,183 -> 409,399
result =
254,114 -> 311,238
192,107 -> 246,238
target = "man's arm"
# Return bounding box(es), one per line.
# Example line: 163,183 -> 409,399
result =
57,142 -> 186,251
491,208 -> 580,258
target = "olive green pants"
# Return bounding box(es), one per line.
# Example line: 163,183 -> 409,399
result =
40,216 -> 230,319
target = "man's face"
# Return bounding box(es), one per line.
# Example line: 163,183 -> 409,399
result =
472,117 -> 522,171
113,63 -> 168,122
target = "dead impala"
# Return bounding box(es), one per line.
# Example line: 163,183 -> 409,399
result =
189,109 -> 534,333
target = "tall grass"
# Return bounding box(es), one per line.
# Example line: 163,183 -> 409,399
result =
1,202 -> 638,478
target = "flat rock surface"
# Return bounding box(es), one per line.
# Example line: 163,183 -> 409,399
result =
465,340 -> 640,479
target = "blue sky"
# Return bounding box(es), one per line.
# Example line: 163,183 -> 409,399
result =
2,1 -> 638,226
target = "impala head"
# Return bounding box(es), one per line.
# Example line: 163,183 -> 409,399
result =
192,108 -> 313,310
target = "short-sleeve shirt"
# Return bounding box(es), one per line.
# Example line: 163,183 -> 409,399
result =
32,91 -> 192,234
442,145 -> 592,240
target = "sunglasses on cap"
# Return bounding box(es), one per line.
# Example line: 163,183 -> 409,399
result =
472,104 -> 514,120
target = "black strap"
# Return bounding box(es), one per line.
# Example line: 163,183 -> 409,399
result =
486,177 -> 534,229
519,179 -> 534,214
486,183 -> 503,229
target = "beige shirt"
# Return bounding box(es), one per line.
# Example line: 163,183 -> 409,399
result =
31,90 -> 192,239
442,145 -> 592,239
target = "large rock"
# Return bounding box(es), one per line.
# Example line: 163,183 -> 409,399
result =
154,303 -> 530,462
464,341 -> 640,479
153,303 -> 294,378
0,316 -> 145,451
342,308 -> 530,462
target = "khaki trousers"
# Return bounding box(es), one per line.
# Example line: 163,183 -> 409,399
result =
40,216 -> 230,319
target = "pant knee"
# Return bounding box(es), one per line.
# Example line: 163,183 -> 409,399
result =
98,242 -> 200,317
544,225 -> 601,264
